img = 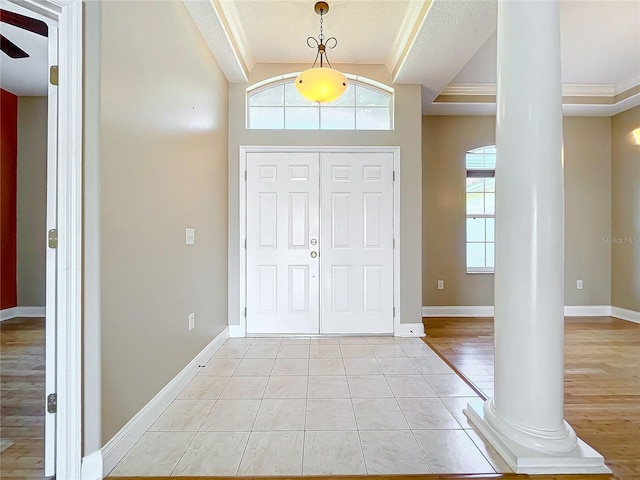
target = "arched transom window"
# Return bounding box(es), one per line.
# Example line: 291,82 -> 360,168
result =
247,75 -> 394,130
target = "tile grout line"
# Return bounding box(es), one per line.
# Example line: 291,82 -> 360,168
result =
374,337 -> 434,474
341,345 -> 369,475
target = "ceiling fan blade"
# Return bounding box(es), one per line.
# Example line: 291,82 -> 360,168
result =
0,9 -> 48,37
0,34 -> 29,58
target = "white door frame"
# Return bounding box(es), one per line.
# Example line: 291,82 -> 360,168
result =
13,1 -> 83,478
237,146 -> 401,337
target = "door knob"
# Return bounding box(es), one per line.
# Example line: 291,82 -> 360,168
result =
310,238 -> 317,245
310,251 -> 318,258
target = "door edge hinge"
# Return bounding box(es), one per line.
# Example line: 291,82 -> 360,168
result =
244,238 -> 247,249
393,238 -> 395,249
49,66 -> 58,86
47,393 -> 57,413
243,307 -> 247,318
48,229 -> 58,249
393,170 -> 395,181
393,307 -> 396,318
244,170 -> 247,181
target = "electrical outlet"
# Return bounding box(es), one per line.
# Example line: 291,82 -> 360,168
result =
437,280 -> 444,290
188,312 -> 195,331
186,228 -> 195,245
576,280 -> 583,290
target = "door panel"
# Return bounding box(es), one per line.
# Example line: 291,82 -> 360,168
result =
247,152 -> 320,334
320,152 -> 394,334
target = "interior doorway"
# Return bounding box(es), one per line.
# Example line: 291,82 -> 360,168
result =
243,148 -> 398,335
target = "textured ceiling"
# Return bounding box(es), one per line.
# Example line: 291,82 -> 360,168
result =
218,0 -> 416,67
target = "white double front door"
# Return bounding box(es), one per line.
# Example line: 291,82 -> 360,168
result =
246,150 -> 394,335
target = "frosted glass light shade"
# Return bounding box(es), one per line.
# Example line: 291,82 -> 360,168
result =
295,67 -> 348,103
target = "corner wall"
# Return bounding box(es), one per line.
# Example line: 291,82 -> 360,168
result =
611,106 -> 640,311
1,89 -> 18,310
98,0 -> 229,443
17,96 -> 47,307
422,115 -> 612,307
228,63 -> 423,328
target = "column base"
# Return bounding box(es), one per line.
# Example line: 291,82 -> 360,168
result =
465,401 -> 611,475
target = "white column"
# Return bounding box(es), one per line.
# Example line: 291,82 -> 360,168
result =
488,0 -> 576,454
465,1 -> 609,473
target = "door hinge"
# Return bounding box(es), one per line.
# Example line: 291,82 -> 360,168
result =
393,238 -> 395,249
48,229 -> 58,249
244,238 -> 247,249
393,307 -> 396,318
244,170 -> 247,181
393,170 -> 395,181
244,307 -> 247,318
47,393 -> 57,413
49,66 -> 58,86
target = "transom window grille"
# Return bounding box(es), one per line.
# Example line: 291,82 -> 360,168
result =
247,77 -> 393,130
466,146 -> 496,273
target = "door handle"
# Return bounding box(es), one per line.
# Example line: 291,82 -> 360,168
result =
310,251 -> 318,258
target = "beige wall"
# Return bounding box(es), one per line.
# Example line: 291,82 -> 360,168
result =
99,0 -> 229,443
228,63 -> 423,326
16,97 -> 47,307
563,117 -> 611,305
422,115 -> 612,307
611,106 -> 640,311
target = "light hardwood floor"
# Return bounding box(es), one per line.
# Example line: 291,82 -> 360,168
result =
0,317 -> 46,480
423,315 -> 640,480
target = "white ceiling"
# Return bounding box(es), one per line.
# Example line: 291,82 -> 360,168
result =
0,1 -> 51,96
197,0 -> 640,115
2,0 -> 638,114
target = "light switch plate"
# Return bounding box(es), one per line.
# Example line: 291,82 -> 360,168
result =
437,280 -> 444,290
189,313 -> 195,331
186,228 -> 195,245
577,280 -> 583,290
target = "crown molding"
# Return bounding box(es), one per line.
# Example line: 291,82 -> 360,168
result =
616,74 -> 640,95
182,0 -> 248,83
215,0 -> 255,70
441,82 -> 618,97
386,0 -> 433,77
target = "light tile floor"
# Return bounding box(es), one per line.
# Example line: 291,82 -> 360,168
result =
110,336 -> 511,477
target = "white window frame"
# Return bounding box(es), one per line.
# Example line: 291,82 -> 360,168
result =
465,146 -> 496,274
246,73 -> 394,131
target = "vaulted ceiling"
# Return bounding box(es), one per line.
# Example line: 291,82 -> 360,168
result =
188,0 -> 640,116
2,0 -> 638,116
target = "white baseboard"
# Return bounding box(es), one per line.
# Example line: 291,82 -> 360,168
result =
611,306 -> 640,324
422,306 -> 494,317
228,323 -> 246,337
564,305 -> 611,316
101,326 -> 229,477
423,305 -> 640,325
82,450 -> 103,480
0,306 -> 46,321
394,322 -> 425,337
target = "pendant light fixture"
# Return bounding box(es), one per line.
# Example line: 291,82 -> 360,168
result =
295,1 -> 348,103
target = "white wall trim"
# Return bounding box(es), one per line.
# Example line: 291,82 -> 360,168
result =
238,146 -> 402,337
0,306 -> 46,321
441,82 -> 617,97
422,305 -> 495,317
611,306 -> 640,324
81,450 -> 103,480
228,324 -> 246,338
394,322 -> 425,337
564,305 -> 611,317
422,305 -> 640,325
15,1 -> 83,478
101,327 -> 229,477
